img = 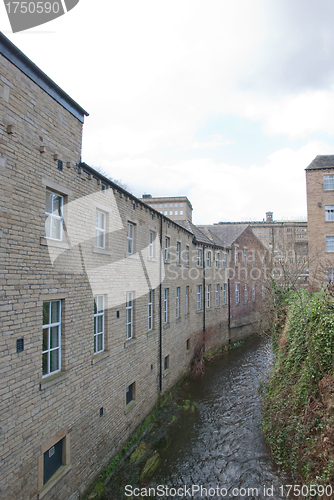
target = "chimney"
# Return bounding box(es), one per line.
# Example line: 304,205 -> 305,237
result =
266,211 -> 273,223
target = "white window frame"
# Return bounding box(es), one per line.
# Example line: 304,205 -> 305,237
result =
186,245 -> 189,266
326,236 -> 334,252
185,286 -> 189,314
177,242 -> 181,264
45,189 -> 63,241
127,223 -> 134,255
164,288 -> 169,323
206,251 -> 211,268
235,284 -> 240,304
165,237 -> 170,261
215,284 -> 219,306
176,287 -> 180,318
222,253 -> 226,269
223,283 -> 227,305
197,285 -> 202,310
206,284 -> 211,308
149,231 -> 155,258
324,175 -> 334,191
197,248 -> 202,266
42,300 -> 61,377
126,292 -> 134,339
94,295 -> 104,353
325,206 -> 334,221
95,210 -> 106,249
215,252 -> 219,268
148,290 -> 153,331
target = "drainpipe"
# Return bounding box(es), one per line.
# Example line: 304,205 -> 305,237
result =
227,278 -> 231,342
203,245 -> 206,337
159,215 -> 163,392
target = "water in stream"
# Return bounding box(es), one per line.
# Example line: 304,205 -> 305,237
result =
105,336 -> 292,499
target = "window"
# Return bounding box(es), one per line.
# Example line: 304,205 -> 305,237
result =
42,436 -> 69,486
169,211 -> 173,216
43,301 -> 61,377
159,204 -> 162,208
186,245 -> 189,265
222,253 -> 226,269
326,236 -> 334,252
164,211 -> 167,215
252,284 -> 256,301
154,204 -> 157,208
175,203 -> 178,207
164,204 -> 167,208
126,382 -> 135,404
177,242 -> 181,264
235,247 -> 238,265
197,248 -> 202,266
180,210 -> 183,216
324,175 -> 334,190
325,206 -> 334,221
180,203 -> 183,208
244,249 -> 247,266
149,231 -> 155,258
126,292 -> 134,339
165,237 -> 170,261
244,284 -> 248,302
223,284 -> 227,305
215,252 -> 219,268
94,295 -> 104,353
175,211 -> 178,216
235,284 -> 240,304
206,284 -> 211,308
148,290 -> 153,331
164,355 -> 169,370
186,338 -> 190,350
95,210 -> 106,249
215,284 -> 219,306
186,286 -> 189,314
197,285 -> 202,310
206,251 -> 211,267
45,190 -> 63,241
176,287 -> 180,318
164,288 -> 169,323
127,223 -> 134,255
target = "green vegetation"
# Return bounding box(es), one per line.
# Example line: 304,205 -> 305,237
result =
262,284 -> 334,488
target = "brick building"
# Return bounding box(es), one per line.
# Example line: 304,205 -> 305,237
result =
0,33 -> 267,500
141,195 -> 193,222
305,155 -> 334,283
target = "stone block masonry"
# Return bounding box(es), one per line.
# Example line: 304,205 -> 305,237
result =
0,33 -> 266,500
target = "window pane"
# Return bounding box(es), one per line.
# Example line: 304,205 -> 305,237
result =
43,328 -> 48,352
43,302 -> 49,325
42,352 -> 48,376
97,315 -> 103,334
51,301 -> 60,324
50,349 -> 59,373
53,194 -> 62,216
96,333 -> 103,353
51,217 -> 61,240
50,326 -> 59,349
97,295 -> 104,313
45,191 -> 53,214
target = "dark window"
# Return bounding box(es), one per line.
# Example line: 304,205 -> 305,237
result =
43,439 -> 63,484
186,339 -> 190,351
164,355 -> 169,370
126,382 -> 135,405
57,160 -> 63,171
16,338 -> 24,353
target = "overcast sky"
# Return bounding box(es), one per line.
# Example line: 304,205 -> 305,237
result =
2,0 -> 334,224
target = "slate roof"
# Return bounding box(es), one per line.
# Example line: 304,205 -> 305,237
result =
198,224 -> 249,247
305,155 -> 334,170
177,220 -> 214,245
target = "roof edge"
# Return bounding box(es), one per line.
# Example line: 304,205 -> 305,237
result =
0,32 -> 89,123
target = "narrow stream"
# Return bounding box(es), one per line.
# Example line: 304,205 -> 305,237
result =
106,335 -> 292,499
